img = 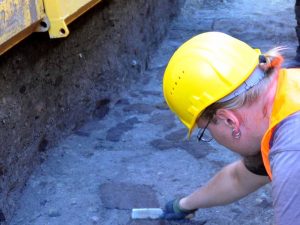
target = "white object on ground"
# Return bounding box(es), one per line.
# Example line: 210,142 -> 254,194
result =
131,208 -> 164,219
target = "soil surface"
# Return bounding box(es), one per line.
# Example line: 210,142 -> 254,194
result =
9,0 -> 297,224
0,0 -> 182,222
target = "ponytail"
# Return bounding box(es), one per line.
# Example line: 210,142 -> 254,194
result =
258,47 -> 284,75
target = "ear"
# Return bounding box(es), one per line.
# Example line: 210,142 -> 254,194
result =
215,109 -> 240,128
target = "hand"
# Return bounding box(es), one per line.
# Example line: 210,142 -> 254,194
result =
161,198 -> 197,220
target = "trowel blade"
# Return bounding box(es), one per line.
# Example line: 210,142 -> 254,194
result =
131,208 -> 164,219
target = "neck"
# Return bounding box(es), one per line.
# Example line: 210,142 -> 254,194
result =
262,71 -> 279,119
239,70 -> 279,138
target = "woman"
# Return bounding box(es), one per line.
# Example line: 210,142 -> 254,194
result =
162,32 -> 300,224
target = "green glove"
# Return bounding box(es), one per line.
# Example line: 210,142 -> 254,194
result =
161,198 -> 197,220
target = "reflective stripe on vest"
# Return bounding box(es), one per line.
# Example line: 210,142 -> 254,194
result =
261,68 -> 300,179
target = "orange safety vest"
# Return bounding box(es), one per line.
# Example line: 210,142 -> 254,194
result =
261,68 -> 300,179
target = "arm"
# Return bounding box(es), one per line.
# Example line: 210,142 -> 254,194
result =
179,159 -> 270,210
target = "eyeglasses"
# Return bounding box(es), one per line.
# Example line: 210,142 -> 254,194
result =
197,120 -> 213,142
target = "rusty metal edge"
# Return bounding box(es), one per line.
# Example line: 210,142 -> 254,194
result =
0,20 -> 42,56
65,0 -> 101,25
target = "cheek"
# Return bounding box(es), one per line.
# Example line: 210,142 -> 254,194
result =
211,129 -> 244,153
209,125 -> 244,153
210,125 -> 229,140
210,129 -> 232,146
210,124 -> 261,156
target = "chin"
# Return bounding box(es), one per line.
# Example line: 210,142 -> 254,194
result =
240,149 -> 261,157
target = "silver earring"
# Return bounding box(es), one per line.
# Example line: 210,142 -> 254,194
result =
232,128 -> 241,139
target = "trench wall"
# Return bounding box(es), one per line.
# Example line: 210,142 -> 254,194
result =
0,0 -> 184,222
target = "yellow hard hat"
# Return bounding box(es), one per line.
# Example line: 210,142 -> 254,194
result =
163,32 -> 261,136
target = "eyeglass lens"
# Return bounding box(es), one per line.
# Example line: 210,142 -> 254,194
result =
197,120 -> 213,142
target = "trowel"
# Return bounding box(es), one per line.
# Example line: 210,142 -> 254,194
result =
131,208 -> 164,219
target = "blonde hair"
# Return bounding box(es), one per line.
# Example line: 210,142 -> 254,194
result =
201,47 -> 284,121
